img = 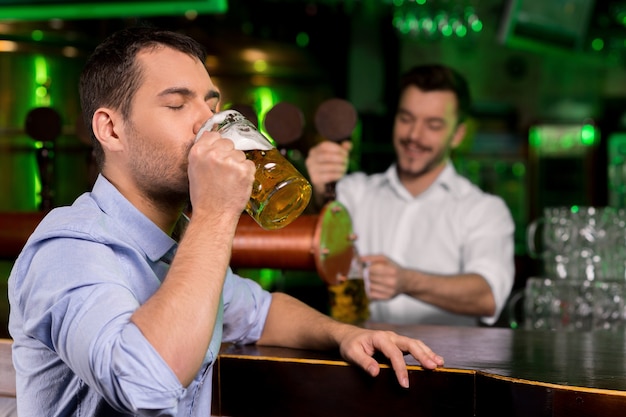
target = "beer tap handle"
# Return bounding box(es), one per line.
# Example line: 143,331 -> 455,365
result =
263,102 -> 305,153
313,98 -> 358,204
25,107 -> 62,212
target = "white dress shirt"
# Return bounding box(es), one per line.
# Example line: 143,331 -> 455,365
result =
336,162 -> 515,326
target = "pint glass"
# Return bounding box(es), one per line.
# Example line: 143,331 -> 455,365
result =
328,250 -> 370,325
197,110 -> 312,230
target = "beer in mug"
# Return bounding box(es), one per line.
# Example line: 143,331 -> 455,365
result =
197,110 -> 312,230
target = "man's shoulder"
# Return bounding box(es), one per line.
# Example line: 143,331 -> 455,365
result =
341,170 -> 388,187
449,170 -> 499,199
28,195 -> 116,245
445,171 -> 511,215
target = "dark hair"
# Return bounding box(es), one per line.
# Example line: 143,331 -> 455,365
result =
398,64 -> 471,123
79,26 -> 207,168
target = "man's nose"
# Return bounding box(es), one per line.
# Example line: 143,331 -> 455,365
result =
407,121 -> 423,140
193,108 -> 217,136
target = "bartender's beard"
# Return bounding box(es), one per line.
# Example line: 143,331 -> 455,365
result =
396,139 -> 450,181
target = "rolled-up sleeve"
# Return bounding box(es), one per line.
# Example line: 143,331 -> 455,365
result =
462,196 -> 515,325
221,269 -> 272,345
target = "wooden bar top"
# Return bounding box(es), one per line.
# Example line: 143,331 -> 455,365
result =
213,323 -> 626,417
367,322 -> 626,392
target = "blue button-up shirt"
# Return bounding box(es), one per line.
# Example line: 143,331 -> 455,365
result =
8,175 -> 272,416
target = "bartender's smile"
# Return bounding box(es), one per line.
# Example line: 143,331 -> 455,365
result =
400,139 -> 431,156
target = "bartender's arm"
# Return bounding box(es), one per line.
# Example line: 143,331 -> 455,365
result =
305,141 -> 352,208
363,254 -> 496,317
257,292 -> 444,388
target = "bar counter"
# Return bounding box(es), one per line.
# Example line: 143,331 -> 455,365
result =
212,323 -> 626,417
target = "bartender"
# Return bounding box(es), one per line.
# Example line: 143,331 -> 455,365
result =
305,64 -> 515,326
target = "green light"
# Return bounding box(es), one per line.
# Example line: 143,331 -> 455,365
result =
591,38 -> 604,51
470,19 -> 483,32
441,24 -> 453,37
254,86 -> 279,143
529,127 -> 540,148
253,60 -> 268,72
34,55 -> 50,107
407,14 -> 419,33
31,30 -> 43,41
0,1 -> 227,20
416,0 -> 426,4
391,10 -> 402,30
512,162 -> 526,177
494,161 -> 507,174
581,124 -> 597,145
422,17 -> 434,34
258,268 -> 280,290
35,86 -> 48,98
571,205 -> 580,214
296,32 -> 309,47
455,25 -> 467,37
34,56 -> 48,85
529,124 -> 599,153
397,12 -> 417,34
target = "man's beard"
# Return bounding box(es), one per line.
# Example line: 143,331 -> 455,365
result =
127,124 -> 192,212
396,138 -> 448,180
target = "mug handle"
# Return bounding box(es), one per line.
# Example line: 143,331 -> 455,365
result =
505,288 -> 526,329
526,217 -> 544,259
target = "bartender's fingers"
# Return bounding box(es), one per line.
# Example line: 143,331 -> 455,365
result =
305,141 -> 352,185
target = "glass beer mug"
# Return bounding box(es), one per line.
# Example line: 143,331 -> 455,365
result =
328,249 -> 370,325
197,110 -> 312,230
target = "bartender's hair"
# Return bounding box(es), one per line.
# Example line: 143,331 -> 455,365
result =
398,64 -> 471,124
79,25 -> 208,169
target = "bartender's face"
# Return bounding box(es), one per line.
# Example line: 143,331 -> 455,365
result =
392,85 -> 465,179
123,46 -> 220,204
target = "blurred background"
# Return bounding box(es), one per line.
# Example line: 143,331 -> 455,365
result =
1,0 -> 626,329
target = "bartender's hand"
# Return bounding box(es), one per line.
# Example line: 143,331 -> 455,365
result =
189,131 -> 255,218
362,254 -> 407,300
337,326 -> 444,388
305,141 -> 352,205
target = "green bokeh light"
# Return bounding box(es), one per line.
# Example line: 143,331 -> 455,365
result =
0,0 -> 227,20
470,19 -> 483,32
591,38 -> 604,51
296,32 -> 309,47
252,60 -> 267,73
31,30 -> 43,41
581,124 -> 597,145
455,25 -> 467,37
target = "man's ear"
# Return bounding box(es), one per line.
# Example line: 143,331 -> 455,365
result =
450,122 -> 467,149
92,108 -> 124,152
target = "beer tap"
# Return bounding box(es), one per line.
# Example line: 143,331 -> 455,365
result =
313,98 -> 358,203
25,107 -> 62,212
263,101 -> 305,155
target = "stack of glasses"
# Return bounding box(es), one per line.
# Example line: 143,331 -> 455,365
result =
519,206 -> 626,331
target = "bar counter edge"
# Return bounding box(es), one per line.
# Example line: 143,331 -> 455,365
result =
212,322 -> 626,417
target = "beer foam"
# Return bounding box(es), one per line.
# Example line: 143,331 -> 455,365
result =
196,110 -> 273,151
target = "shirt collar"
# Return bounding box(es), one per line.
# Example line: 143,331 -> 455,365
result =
383,160 -> 461,199
90,174 -> 178,263
433,162 -> 462,196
